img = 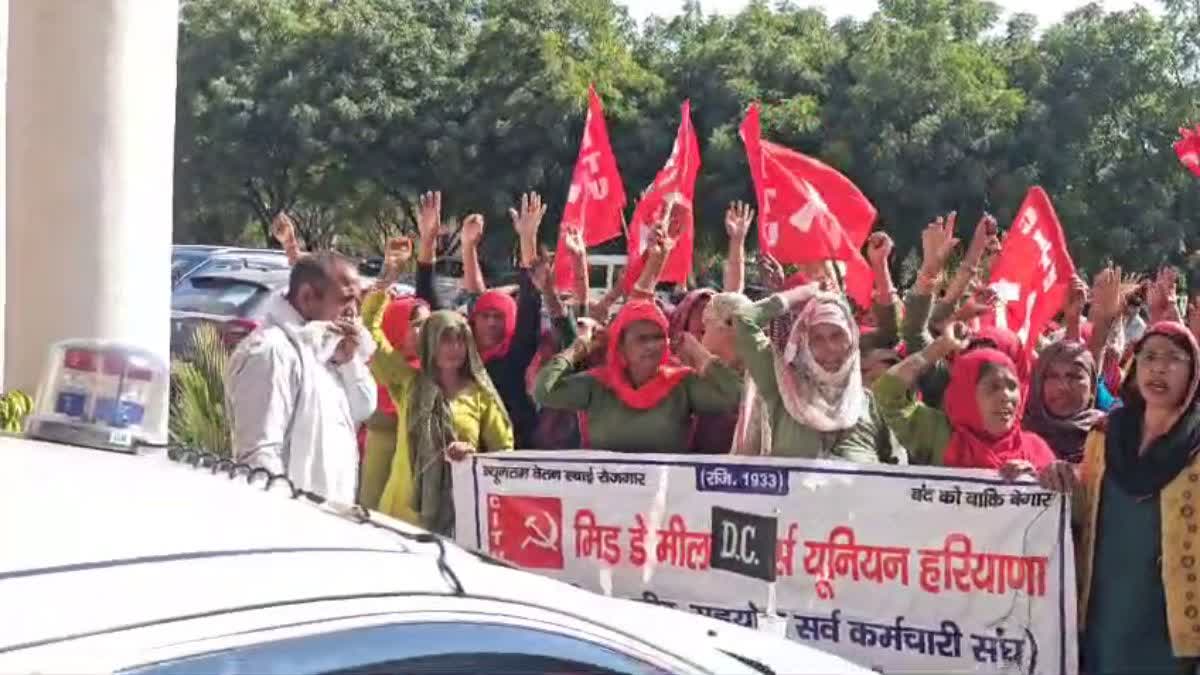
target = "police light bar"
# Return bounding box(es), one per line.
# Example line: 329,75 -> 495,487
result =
26,339 -> 169,453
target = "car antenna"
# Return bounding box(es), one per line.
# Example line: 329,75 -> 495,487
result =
165,447 -> 465,596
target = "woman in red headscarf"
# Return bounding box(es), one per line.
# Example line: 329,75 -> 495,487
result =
358,295 -> 428,512
669,289 -> 716,342
872,322 -> 1054,470
533,300 -> 743,452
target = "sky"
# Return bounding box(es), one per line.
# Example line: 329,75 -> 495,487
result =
618,0 -> 1157,28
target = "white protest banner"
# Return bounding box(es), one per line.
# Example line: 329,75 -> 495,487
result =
453,451 -> 1077,675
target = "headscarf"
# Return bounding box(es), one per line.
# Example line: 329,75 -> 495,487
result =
408,310 -> 510,535
702,292 -> 753,333
1024,340 -> 1105,462
670,289 -> 716,339
969,326 -> 1032,409
1106,322 -> 1200,497
376,296 -> 427,415
471,290 -> 517,363
942,349 -> 1055,470
586,300 -> 692,410
733,291 -> 864,455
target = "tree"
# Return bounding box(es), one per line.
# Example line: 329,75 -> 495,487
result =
173,0 -> 1200,281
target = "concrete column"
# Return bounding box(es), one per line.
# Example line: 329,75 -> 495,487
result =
0,0 -> 7,391
6,0 -> 179,394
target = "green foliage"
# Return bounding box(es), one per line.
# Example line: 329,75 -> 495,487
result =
175,0 -> 1200,277
170,324 -> 231,457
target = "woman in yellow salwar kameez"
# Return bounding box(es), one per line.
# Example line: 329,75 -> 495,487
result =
362,289 -> 513,534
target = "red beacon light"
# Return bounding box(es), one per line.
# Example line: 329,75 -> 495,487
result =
26,339 -> 169,453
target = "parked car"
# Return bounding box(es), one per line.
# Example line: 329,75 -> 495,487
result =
0,436 -> 870,674
170,268 -> 290,355
172,245 -> 289,287
358,258 -> 468,309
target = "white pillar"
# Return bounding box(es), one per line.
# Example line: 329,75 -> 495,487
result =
6,0 -> 179,394
0,0 -> 8,391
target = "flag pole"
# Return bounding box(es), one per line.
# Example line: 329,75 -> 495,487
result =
829,259 -> 845,293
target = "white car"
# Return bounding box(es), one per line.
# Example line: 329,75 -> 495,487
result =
0,436 -> 870,674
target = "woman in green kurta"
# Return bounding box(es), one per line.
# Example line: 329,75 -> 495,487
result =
533,299 -> 742,452
730,283 -> 904,463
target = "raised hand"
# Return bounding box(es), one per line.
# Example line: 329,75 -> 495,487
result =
920,212 -> 961,273
1149,266 -> 1181,322
725,201 -> 754,241
382,236 -> 412,281
966,213 -> 999,260
509,192 -> 548,240
1063,275 -> 1089,320
759,252 -> 786,292
1090,265 -> 1124,321
932,320 -> 971,357
866,231 -> 894,269
271,211 -> 298,248
563,226 -> 587,259
955,287 -> 1000,321
417,191 -> 442,242
460,213 -> 485,249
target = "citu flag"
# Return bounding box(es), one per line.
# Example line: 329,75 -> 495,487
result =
738,103 -> 876,307
554,85 -> 627,291
984,187 -> 1077,354
1176,124 -> 1200,178
623,100 -> 702,288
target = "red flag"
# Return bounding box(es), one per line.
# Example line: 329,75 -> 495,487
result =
1175,125 -> 1200,178
554,85 -> 626,291
624,101 -> 702,286
738,103 -> 876,307
985,187 -> 1077,353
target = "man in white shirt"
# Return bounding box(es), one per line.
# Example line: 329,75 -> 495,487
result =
1123,299 -> 1147,345
226,252 -> 377,504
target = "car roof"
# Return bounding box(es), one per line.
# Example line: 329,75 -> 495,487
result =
0,439 -> 869,674
182,269 -> 291,288
173,245 -> 286,256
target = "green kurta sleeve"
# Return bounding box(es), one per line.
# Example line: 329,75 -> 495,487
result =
899,290 -> 952,407
930,299 -> 956,327
869,299 -> 901,348
552,314 -> 578,350
901,291 -> 934,353
684,361 -> 743,414
734,295 -> 788,403
533,355 -> 595,410
871,372 -> 952,466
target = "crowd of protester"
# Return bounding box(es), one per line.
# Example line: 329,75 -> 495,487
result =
224,188 -> 1200,674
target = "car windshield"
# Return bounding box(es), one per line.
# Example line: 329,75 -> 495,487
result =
192,256 -> 288,276
172,278 -> 265,316
171,252 -> 208,280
